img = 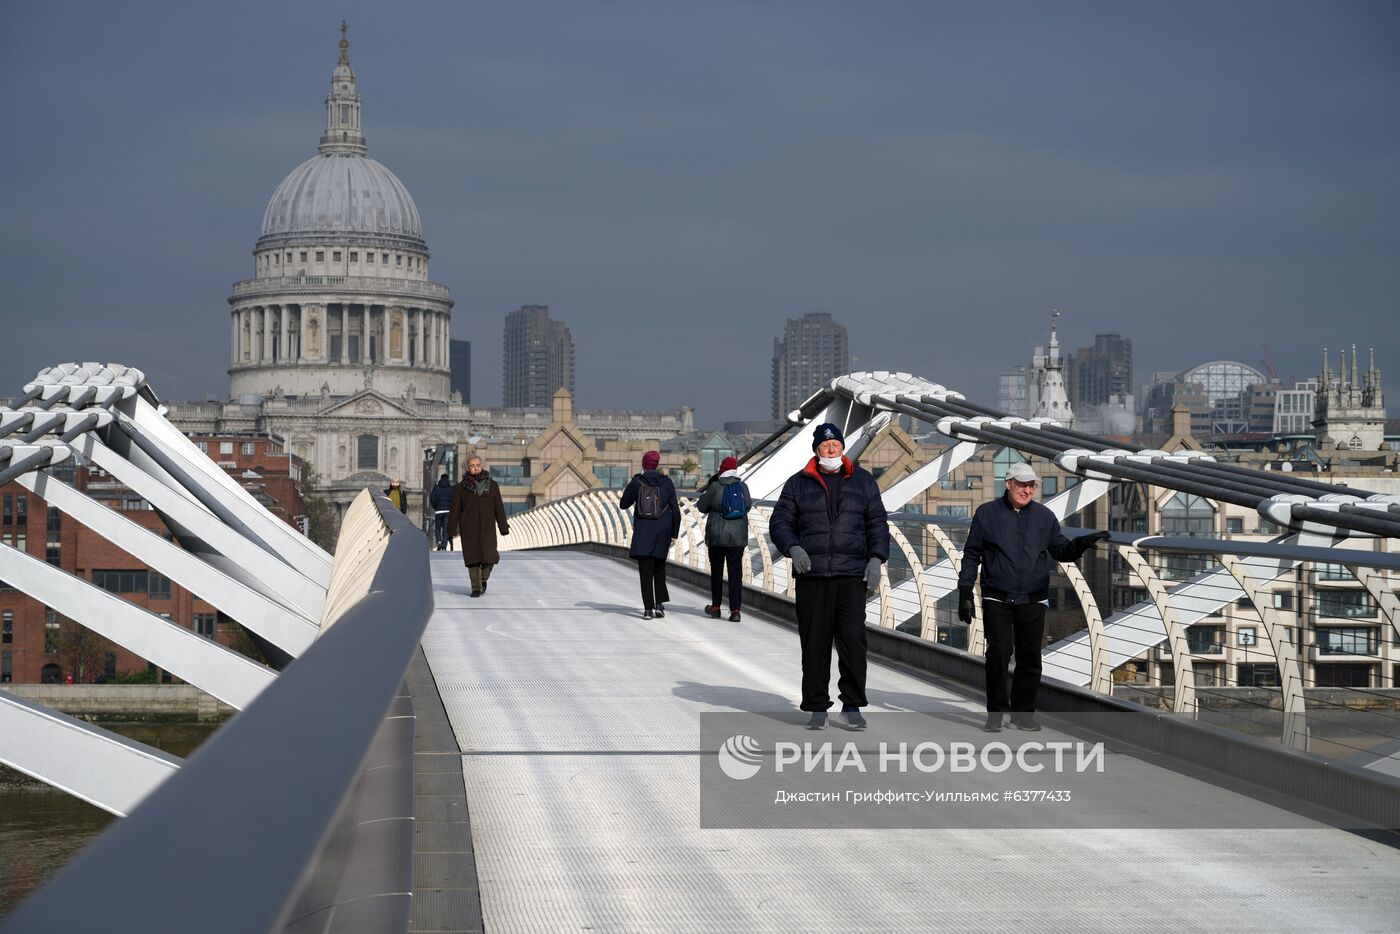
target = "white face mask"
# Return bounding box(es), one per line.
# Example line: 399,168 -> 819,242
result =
818,455 -> 843,471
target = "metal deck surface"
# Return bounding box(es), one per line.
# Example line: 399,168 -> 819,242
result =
422,550 -> 1400,933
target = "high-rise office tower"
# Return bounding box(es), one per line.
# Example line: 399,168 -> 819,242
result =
450,339 -> 471,404
503,305 -> 575,408
771,312 -> 849,419
1066,334 -> 1133,411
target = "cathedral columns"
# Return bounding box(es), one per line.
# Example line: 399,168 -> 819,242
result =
414,308 -> 424,367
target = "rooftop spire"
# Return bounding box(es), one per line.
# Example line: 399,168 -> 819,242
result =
320,22 -> 367,155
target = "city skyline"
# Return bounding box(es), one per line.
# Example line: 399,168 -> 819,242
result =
2,2 -> 1397,427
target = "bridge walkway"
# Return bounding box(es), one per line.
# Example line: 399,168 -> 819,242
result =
420,550 -> 1400,934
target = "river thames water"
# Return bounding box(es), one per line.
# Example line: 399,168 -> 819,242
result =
0,721 -> 222,917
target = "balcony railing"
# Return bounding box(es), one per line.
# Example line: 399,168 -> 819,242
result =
230,275 -> 451,301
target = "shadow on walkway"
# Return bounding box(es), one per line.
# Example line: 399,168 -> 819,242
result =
672,681 -> 798,726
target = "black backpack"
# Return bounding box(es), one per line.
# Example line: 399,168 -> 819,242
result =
635,479 -> 666,520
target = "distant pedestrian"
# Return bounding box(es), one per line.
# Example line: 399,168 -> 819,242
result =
448,456 -> 510,597
770,423 -> 889,731
383,478 -> 408,513
957,462 -> 1109,732
620,450 -> 680,619
429,472 -> 454,551
696,456 -> 752,622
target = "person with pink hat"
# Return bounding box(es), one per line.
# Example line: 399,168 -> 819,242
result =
619,450 -> 680,619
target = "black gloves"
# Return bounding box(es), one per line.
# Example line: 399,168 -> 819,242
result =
957,595 -> 974,624
1075,530 -> 1111,557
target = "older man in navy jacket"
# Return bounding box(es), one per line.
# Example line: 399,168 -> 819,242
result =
770,422 -> 890,731
958,462 -> 1108,732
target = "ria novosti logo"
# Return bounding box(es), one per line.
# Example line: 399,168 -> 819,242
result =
717,734 -> 764,780
715,735 -> 1106,780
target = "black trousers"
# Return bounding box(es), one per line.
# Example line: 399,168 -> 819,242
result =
795,576 -> 868,712
636,556 -> 671,611
708,546 -> 744,610
983,600 -> 1047,712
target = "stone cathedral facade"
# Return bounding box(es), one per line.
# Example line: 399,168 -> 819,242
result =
169,28 -> 691,522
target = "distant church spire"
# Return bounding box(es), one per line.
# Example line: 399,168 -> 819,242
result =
320,22 -> 368,155
1031,308 -> 1074,427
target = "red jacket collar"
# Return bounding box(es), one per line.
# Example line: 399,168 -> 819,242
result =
802,456 -> 854,483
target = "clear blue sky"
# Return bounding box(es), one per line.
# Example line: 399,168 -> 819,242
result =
2,1 -> 1397,425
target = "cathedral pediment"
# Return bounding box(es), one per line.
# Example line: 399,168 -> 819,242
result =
317,389 -> 420,419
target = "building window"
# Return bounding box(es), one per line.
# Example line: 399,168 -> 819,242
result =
395,254 -> 402,266
44,610 -> 59,654
382,253 -> 389,264
333,251 -> 342,262
1041,477 -> 1058,496
367,252 -> 374,263
15,494 -> 26,526
300,251 -> 308,262
1318,590 -> 1376,619
197,441 -> 208,453
357,434 -> 379,470
92,569 -> 149,594
1314,562 -> 1353,582
46,535 -> 60,566
2,494 -> 10,525
350,251 -> 358,262
1236,626 -> 1257,647
220,442 -> 234,455
1185,625 -> 1224,654
1317,626 -> 1378,656
149,573 -> 171,600
195,613 -> 217,639
1,650 -> 10,683
315,251 -> 325,262
1225,517 -> 1244,534
1162,492 -> 1214,537
2,611 -> 11,644
242,442 -> 256,455
1272,591 -> 1293,610
46,506 -> 61,533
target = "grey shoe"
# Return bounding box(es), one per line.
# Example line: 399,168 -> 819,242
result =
982,713 -> 1004,733
805,712 -> 828,731
1010,714 -> 1041,732
643,609 -> 654,620
841,708 -> 867,730
653,605 -> 666,618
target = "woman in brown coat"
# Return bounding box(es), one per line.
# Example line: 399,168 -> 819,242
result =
448,455 -> 510,597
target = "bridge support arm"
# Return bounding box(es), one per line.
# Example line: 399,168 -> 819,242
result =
0,691 -> 181,816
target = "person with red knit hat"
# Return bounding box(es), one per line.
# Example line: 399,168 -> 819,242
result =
620,450 -> 680,619
696,455 -> 753,621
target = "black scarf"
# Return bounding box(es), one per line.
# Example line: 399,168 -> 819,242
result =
462,471 -> 491,496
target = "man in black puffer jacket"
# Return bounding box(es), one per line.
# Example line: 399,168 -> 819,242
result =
958,461 -> 1109,732
770,422 -> 889,731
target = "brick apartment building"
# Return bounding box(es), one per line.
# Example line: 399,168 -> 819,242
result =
0,434 -> 307,684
